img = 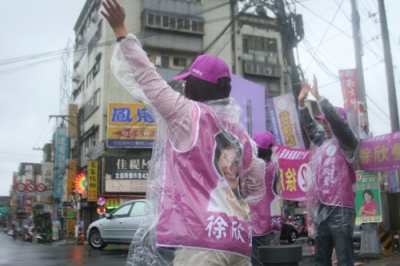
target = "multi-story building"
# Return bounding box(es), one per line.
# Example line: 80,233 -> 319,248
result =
69,0 -> 286,230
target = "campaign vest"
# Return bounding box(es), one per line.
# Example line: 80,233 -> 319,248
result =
249,160 -> 283,236
156,102 -> 254,258
314,138 -> 356,208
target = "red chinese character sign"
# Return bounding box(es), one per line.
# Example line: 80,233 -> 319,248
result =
75,172 -> 86,194
275,144 -> 312,202
339,69 -> 368,139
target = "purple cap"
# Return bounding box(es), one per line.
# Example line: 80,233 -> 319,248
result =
172,55 -> 231,84
253,131 -> 275,149
315,107 -> 347,120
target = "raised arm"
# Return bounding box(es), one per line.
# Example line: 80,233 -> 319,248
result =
101,0 -> 194,150
298,80 -> 326,146
308,75 -> 359,158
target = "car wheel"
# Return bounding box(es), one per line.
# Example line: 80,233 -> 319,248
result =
288,230 -> 297,243
89,229 -> 108,250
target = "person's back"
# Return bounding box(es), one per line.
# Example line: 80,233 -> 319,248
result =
101,2 -> 265,264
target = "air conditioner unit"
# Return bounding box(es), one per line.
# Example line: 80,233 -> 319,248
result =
155,56 -> 161,67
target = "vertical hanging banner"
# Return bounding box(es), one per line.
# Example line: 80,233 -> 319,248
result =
355,171 -> 382,223
266,93 -> 305,149
87,160 -> 98,201
54,127 -> 68,199
339,69 -> 368,138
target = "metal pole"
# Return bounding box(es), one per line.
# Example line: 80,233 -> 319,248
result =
377,0 -> 399,132
351,0 -> 369,136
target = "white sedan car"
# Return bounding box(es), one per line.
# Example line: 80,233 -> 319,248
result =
87,199 -> 145,250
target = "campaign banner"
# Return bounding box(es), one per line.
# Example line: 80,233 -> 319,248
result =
54,127 -> 68,199
355,171 -> 382,223
266,93 -> 305,149
107,103 -> 156,148
338,69 -> 369,139
360,131 -> 400,172
275,144 -> 312,202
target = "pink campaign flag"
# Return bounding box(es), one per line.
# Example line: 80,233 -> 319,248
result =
275,144 -> 312,202
360,131 -> 400,172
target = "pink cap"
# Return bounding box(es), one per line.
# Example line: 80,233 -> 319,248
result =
253,131 -> 275,149
315,107 -> 347,121
172,55 -> 231,84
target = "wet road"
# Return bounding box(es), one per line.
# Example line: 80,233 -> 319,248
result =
0,233 -> 129,266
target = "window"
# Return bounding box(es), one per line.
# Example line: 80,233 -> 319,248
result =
88,21 -> 102,55
129,202 -> 145,217
86,53 -> 102,88
173,58 -> 187,67
155,15 -> 161,26
145,12 -> 204,34
162,16 -> 169,27
243,35 -> 279,59
148,14 -> 154,25
112,204 -> 132,218
83,89 -> 100,120
161,56 -> 169,68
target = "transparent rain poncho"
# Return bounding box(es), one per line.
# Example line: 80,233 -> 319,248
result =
298,99 -> 359,261
110,34 -> 265,266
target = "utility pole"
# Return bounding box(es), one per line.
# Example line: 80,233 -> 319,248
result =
274,0 -> 303,101
378,0 -> 399,131
230,0 -> 237,74
351,0 -> 369,135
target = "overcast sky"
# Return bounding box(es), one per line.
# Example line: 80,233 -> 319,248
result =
0,0 -> 399,196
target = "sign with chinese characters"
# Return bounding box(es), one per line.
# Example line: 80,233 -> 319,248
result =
360,131 -> 400,172
104,155 -> 151,193
66,219 -> 77,238
275,144 -> 312,202
54,127 -> 68,199
87,160 -> 98,202
107,103 -> 156,148
339,69 -> 369,138
266,93 -> 305,149
66,160 -> 77,199
105,155 -> 151,180
42,162 -> 54,191
355,171 -> 382,223
105,198 -> 120,208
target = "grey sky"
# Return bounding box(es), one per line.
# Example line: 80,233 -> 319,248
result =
0,0 -> 399,196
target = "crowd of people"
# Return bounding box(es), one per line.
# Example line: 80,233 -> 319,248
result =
101,0 -> 359,265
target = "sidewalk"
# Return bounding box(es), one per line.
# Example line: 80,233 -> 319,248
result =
51,238 -> 88,246
301,251 -> 400,265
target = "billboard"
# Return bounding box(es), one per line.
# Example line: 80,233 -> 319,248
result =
266,93 -> 305,149
104,155 -> 151,193
107,103 -> 156,148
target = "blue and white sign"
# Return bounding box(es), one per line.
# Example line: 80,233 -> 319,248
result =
54,127 -> 68,199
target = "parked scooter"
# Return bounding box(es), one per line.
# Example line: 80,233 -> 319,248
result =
37,232 -> 52,243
